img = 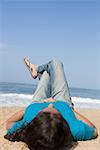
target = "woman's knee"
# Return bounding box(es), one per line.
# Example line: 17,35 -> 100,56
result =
51,58 -> 63,67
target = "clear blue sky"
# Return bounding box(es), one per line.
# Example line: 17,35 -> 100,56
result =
0,0 -> 100,89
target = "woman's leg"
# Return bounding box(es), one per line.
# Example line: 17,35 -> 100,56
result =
32,71 -> 51,102
48,59 -> 73,107
38,59 -> 73,107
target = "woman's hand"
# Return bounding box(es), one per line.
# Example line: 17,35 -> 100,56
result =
4,108 -> 25,130
73,109 -> 98,139
44,98 -> 56,102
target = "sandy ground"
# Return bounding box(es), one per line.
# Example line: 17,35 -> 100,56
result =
0,107 -> 100,150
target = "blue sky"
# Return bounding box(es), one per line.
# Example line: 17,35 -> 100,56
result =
0,0 -> 100,89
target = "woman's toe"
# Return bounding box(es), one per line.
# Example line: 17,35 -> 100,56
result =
24,58 -> 30,68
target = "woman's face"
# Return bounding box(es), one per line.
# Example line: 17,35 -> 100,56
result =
42,104 -> 59,114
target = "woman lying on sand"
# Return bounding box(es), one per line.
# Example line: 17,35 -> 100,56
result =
4,59 -> 98,150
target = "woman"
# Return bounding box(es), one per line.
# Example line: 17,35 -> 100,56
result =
4,59 -> 98,150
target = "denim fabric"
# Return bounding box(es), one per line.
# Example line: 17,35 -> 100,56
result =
32,59 -> 73,107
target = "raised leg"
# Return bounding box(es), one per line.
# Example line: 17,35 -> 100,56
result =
32,71 -> 51,102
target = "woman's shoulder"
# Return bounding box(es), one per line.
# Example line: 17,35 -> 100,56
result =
25,102 -> 48,111
54,101 -> 71,107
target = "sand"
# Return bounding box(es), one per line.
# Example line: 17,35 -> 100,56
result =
0,107 -> 100,150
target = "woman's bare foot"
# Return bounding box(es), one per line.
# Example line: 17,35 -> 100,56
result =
24,58 -> 38,79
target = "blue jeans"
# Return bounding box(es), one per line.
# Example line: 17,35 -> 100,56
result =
32,59 -> 73,108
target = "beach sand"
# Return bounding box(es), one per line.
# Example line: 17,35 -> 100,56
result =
0,107 -> 100,150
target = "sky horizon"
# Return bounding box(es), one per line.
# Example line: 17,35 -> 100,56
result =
0,0 -> 100,90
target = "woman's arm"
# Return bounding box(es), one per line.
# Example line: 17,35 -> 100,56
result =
73,109 -> 98,139
6,108 -> 25,130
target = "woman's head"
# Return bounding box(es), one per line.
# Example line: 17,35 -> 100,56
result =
4,111 -> 74,150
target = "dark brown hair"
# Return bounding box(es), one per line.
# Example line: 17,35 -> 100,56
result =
4,112 -> 74,150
